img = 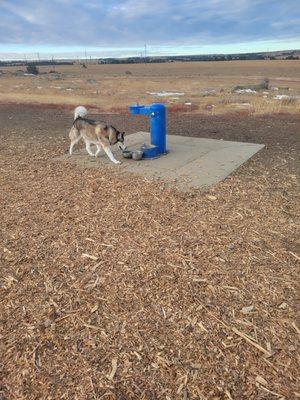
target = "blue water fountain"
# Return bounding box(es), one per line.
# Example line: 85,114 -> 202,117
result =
129,103 -> 167,159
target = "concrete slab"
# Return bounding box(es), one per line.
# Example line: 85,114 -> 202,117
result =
58,132 -> 264,189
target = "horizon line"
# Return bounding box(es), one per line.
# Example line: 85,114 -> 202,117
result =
0,48 -> 299,62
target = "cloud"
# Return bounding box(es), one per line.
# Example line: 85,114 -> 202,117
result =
271,19 -> 300,28
0,0 -> 299,49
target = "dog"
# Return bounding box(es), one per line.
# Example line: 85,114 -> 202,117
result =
69,106 -> 126,164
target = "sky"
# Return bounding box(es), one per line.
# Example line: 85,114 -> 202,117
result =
0,0 -> 299,60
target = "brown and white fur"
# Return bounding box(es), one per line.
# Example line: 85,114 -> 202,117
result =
69,106 -> 126,164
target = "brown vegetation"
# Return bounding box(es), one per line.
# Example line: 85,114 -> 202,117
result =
0,60 -> 299,114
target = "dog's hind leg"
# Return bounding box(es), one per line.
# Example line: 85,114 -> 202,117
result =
95,144 -> 102,157
102,145 -> 121,164
85,140 -> 95,157
69,127 -> 81,155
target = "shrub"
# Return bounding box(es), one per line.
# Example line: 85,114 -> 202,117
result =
261,78 -> 269,89
233,78 -> 269,92
26,64 -> 39,75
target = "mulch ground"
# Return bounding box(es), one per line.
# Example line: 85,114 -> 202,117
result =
0,104 -> 299,400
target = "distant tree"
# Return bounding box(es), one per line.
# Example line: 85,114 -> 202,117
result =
26,64 -> 39,75
285,55 -> 299,60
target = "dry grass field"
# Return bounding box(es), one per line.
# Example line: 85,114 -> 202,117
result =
0,60 -> 300,114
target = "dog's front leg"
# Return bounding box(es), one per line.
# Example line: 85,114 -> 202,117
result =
118,143 -> 127,151
95,144 -> 102,157
102,145 -> 121,164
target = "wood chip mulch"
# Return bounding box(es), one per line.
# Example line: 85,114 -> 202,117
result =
0,105 -> 299,399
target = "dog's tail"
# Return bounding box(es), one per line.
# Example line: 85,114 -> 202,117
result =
74,105 -> 88,120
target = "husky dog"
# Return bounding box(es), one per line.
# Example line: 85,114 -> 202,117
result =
69,106 -> 126,164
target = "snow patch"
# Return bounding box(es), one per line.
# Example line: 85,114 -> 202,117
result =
274,95 -> 290,100
235,89 -> 257,94
147,91 -> 185,97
